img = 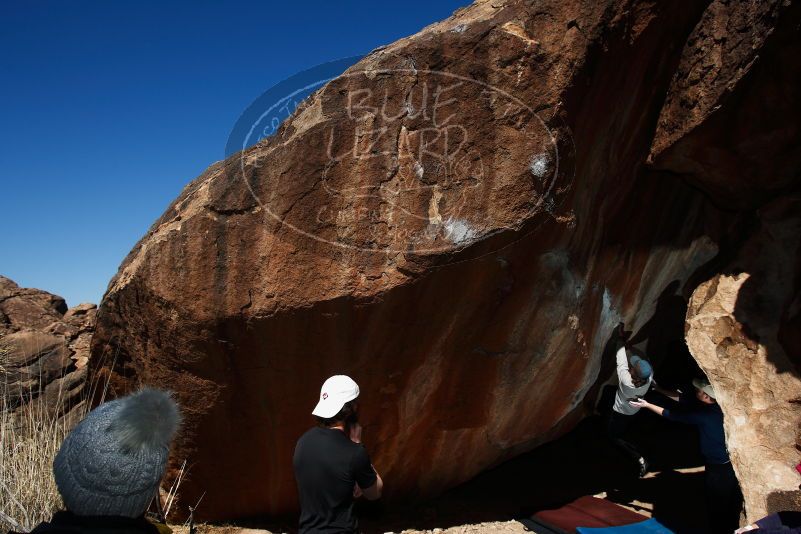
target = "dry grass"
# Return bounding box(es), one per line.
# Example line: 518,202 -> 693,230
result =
0,341 -> 188,532
0,343 -> 89,533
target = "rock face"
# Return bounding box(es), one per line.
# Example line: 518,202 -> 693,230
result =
90,0 -> 800,522
0,276 -> 96,418
686,197 -> 801,521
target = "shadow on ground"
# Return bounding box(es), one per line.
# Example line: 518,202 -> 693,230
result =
231,403 -> 710,533
357,410 -> 709,533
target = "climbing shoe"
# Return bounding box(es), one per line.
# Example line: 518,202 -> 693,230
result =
638,456 -> 649,478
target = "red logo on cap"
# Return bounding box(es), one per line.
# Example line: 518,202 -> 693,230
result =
322,392 -> 328,400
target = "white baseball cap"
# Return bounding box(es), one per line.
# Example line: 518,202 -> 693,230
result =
312,375 -> 360,418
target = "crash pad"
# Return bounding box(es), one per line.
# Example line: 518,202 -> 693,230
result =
533,496 -> 649,530
576,517 -> 672,533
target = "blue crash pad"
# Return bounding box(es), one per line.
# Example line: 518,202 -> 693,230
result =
577,517 -> 673,533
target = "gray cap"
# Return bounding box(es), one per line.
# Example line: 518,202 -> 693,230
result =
53,388 -> 181,518
693,378 -> 716,400
629,355 -> 653,380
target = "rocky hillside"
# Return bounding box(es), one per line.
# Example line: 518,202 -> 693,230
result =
90,0 -> 800,523
0,276 -> 95,419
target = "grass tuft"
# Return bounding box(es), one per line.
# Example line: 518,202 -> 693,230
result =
0,343 -> 89,533
0,342 -> 187,532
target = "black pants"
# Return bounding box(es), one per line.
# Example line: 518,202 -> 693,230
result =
606,410 -> 643,467
705,462 -> 742,534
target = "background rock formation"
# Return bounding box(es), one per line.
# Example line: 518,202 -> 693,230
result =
0,276 -> 95,419
686,197 -> 801,521
90,0 -> 800,522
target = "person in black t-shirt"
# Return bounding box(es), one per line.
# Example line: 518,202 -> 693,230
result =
294,375 -> 384,534
631,378 -> 743,533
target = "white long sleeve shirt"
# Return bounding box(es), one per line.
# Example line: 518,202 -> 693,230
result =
613,346 -> 652,415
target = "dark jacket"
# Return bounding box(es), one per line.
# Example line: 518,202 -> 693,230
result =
662,393 -> 729,465
755,511 -> 801,533
11,511 -> 163,534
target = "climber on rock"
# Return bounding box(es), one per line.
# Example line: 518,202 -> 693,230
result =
630,378 -> 742,534
607,322 -> 653,478
293,375 -> 384,534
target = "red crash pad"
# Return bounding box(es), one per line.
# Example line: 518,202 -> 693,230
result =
533,496 -> 649,531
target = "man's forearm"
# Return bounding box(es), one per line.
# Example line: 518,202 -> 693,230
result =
362,469 -> 383,500
630,398 -> 665,416
645,403 -> 665,416
616,346 -> 635,386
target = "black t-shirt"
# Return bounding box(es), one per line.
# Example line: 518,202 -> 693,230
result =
293,426 -> 377,534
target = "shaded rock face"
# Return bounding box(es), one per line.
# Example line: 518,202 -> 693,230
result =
91,0 -> 800,522
0,276 -> 96,417
686,197 -> 801,521
650,0 -> 801,209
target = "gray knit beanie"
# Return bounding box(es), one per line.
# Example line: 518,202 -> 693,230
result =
53,388 -> 181,518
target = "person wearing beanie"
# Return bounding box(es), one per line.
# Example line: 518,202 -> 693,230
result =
17,388 -> 181,534
631,377 -> 742,533
607,323 -> 654,478
293,375 -> 383,534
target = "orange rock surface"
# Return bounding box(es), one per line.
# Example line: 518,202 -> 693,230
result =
90,0 -> 801,521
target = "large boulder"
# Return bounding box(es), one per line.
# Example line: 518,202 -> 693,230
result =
91,0 -> 800,522
650,0 -> 801,209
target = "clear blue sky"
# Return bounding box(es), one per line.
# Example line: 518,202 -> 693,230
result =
0,1 -> 470,307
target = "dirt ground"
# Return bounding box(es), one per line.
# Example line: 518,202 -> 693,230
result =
172,520 -> 529,534
355,414 -> 709,533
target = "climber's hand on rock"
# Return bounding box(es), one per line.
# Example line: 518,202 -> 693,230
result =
616,322 -> 631,343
